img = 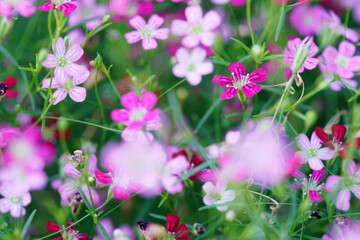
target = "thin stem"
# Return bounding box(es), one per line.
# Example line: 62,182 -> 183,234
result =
246,0 -> 255,46
157,78 -> 187,100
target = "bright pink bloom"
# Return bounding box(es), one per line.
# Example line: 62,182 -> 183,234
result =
283,37 -> 319,73
325,160 -> 360,211
37,0 -> 77,17
292,169 -> 326,203
109,0 -> 154,21
202,181 -> 236,211
166,213 -> 190,240
46,221 -> 90,240
111,91 -> 161,142
173,47 -> 214,86
124,14 -> 169,50
41,65 -> 89,105
68,0 -> 107,31
42,37 -> 85,83
0,0 -> 35,19
296,132 -> 335,171
0,182 -> 31,218
171,5 -> 221,48
0,127 -> 20,148
322,41 -> 360,79
290,4 -> 326,36
212,62 -> 267,99
161,155 -> 189,194
96,140 -> 167,200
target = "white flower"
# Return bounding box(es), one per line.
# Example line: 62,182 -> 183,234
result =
0,182 -> 31,217
202,181 -> 236,212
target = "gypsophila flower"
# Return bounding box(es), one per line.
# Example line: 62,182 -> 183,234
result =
0,182 -> 31,218
202,181 -> 236,211
292,169 -> 326,203
38,0 -> 77,17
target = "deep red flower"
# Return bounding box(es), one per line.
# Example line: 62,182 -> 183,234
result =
188,153 -> 204,181
2,76 -> 18,99
46,221 -> 90,240
166,213 -> 190,240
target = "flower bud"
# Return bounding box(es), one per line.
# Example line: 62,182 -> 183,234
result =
101,15 -> 111,24
304,110 -> 317,131
57,118 -> 69,131
292,36 -> 313,74
38,48 -> 48,63
88,176 -> 97,187
193,223 -> 205,236
251,44 -> 262,59
63,36 -> 69,49
226,210 -> 236,222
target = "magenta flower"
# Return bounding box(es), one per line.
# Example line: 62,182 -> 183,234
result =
292,169 -> 326,203
171,5 -> 221,48
111,91 -> 161,142
325,160 -> 360,211
283,36 -> 319,73
296,132 -> 335,171
42,37 -> 85,83
172,47 -> 214,86
202,181 -> 236,211
68,0 -> 107,31
41,65 -> 89,105
0,182 -> 31,218
0,0 -> 36,19
212,62 -> 267,99
289,4 -> 326,36
322,41 -> 360,80
37,0 -> 77,17
124,14 -> 169,50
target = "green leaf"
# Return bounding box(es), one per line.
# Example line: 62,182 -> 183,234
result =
194,99 -> 222,133
149,213 -> 167,221
275,5 -> 287,42
230,37 -> 252,55
77,187 -> 92,211
20,209 -> 37,240
97,222 -> 111,240
262,54 -> 285,61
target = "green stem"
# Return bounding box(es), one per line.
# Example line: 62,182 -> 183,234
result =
272,74 -> 295,124
246,0 -> 255,46
228,3 -> 241,39
157,78 -> 187,100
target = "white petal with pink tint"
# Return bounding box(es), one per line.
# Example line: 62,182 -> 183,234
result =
308,157 -> 324,170
148,14 -> 164,29
65,44 -> 84,62
185,5 -> 203,23
336,189 -> 351,211
52,89 -> 68,105
69,86 -> 86,102
296,134 -> 311,151
124,31 -> 141,44
128,15 -> 146,30
142,38 -> 157,50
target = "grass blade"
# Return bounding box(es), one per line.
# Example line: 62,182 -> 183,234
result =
20,209 -> 37,240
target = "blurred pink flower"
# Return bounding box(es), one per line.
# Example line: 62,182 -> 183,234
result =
171,5 -> 221,48
94,219 -> 136,240
38,0 -> 77,17
290,4 -> 326,36
0,182 -> 31,218
212,62 -> 267,99
323,10 -> 359,43
42,37 -> 85,83
110,0 -> 154,21
41,65 -> 89,105
211,0 -> 245,6
292,169 -> 326,203
323,218 -> 360,240
202,181 -> 235,211
0,0 -> 36,19
283,36 -> 319,73
161,155 -> 189,194
172,47 -> 213,86
0,127 -> 20,148
296,132 -> 335,171
124,14 -> 169,50
322,41 -> 360,80
111,91 -> 161,142
325,160 -> 360,211
68,0 -> 107,31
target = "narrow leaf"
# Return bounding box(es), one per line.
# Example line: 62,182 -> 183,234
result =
97,222 -> 111,240
77,187 -> 92,210
20,210 -> 37,240
230,37 -> 252,55
275,5 -> 286,42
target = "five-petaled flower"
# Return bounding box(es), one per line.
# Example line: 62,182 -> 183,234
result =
212,62 -> 267,99
202,181 -> 236,211
0,182 -> 31,218
292,169 -> 326,203
296,131 -> 335,170
166,213 -> 190,240
38,0 -> 77,17
124,14 -> 169,50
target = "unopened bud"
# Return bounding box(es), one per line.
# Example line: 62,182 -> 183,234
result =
38,48 -> 48,63
0,16 -> 13,40
225,210 -> 236,222
64,36 -> 69,49
193,223 -> 205,236
101,15 -> 111,24
74,150 -> 83,160
304,110 -> 317,130
251,44 -> 262,59
292,36 -> 314,74
88,176 -> 97,187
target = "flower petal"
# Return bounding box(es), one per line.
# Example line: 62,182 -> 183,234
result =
175,223 -> 190,240
336,189 -> 351,211
248,68 -> 267,83
185,5 -> 203,23
309,190 -> 324,203
315,126 -> 331,145
142,38 -> 157,50
339,40 -> 356,57
121,92 -> 139,110
166,213 -> 180,232
318,148 -> 335,160
153,28 -> 169,40
308,158 -> 324,171
64,162 -> 81,178
54,37 -> 65,57
148,14 -> 164,29
241,83 -> 261,98
228,62 -> 246,80
65,44 -> 84,62
312,169 -> 326,183
46,221 -> 61,233
69,86 -> 86,102
310,131 -> 321,149
128,15 -> 146,30
42,54 -> 57,68
331,124 -> 347,143
124,31 -> 141,44
95,171 -> 113,185
212,75 -> 233,86
325,175 -> 341,192
111,109 -> 129,124
52,89 -> 67,105
171,20 -> 189,36
141,91 -> 157,110
203,10 -> 221,30
113,186 -> 130,200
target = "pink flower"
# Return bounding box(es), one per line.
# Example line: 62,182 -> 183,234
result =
292,169 -> 326,203
68,0 -> 107,31
296,132 -> 335,171
211,0 -> 245,6
95,140 -> 167,200
0,127 -> 20,148
172,47 -> 214,86
202,181 -> 236,211
161,155 -> 189,194
41,65 -> 89,105
171,5 -> 221,48
322,41 -> 360,80
212,62 -> 267,99
323,218 -> 360,240
289,4 -> 326,36
0,182 -> 31,218
323,10 -> 359,43
283,36 -> 319,73
42,37 -> 85,83
325,160 -> 360,211
0,0 -> 36,19
124,14 -> 169,50
111,91 -> 161,142
37,0 -> 77,17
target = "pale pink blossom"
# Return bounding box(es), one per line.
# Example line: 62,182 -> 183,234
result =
109,0 -> 154,21
172,47 -> 213,86
171,5 -> 221,48
161,155 -> 189,194
42,37 -> 85,83
325,160 -> 360,211
322,41 -> 360,80
0,127 -> 20,148
289,4 -> 326,36
124,14 -> 169,50
323,218 -> 360,240
38,0 -> 77,17
0,182 -> 31,217
0,0 -> 36,19
283,36 -> 319,73
296,132 -> 335,171
41,65 -> 89,105
212,62 -> 267,99
111,91 -> 161,142
292,169 -> 326,203
202,181 -> 236,211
